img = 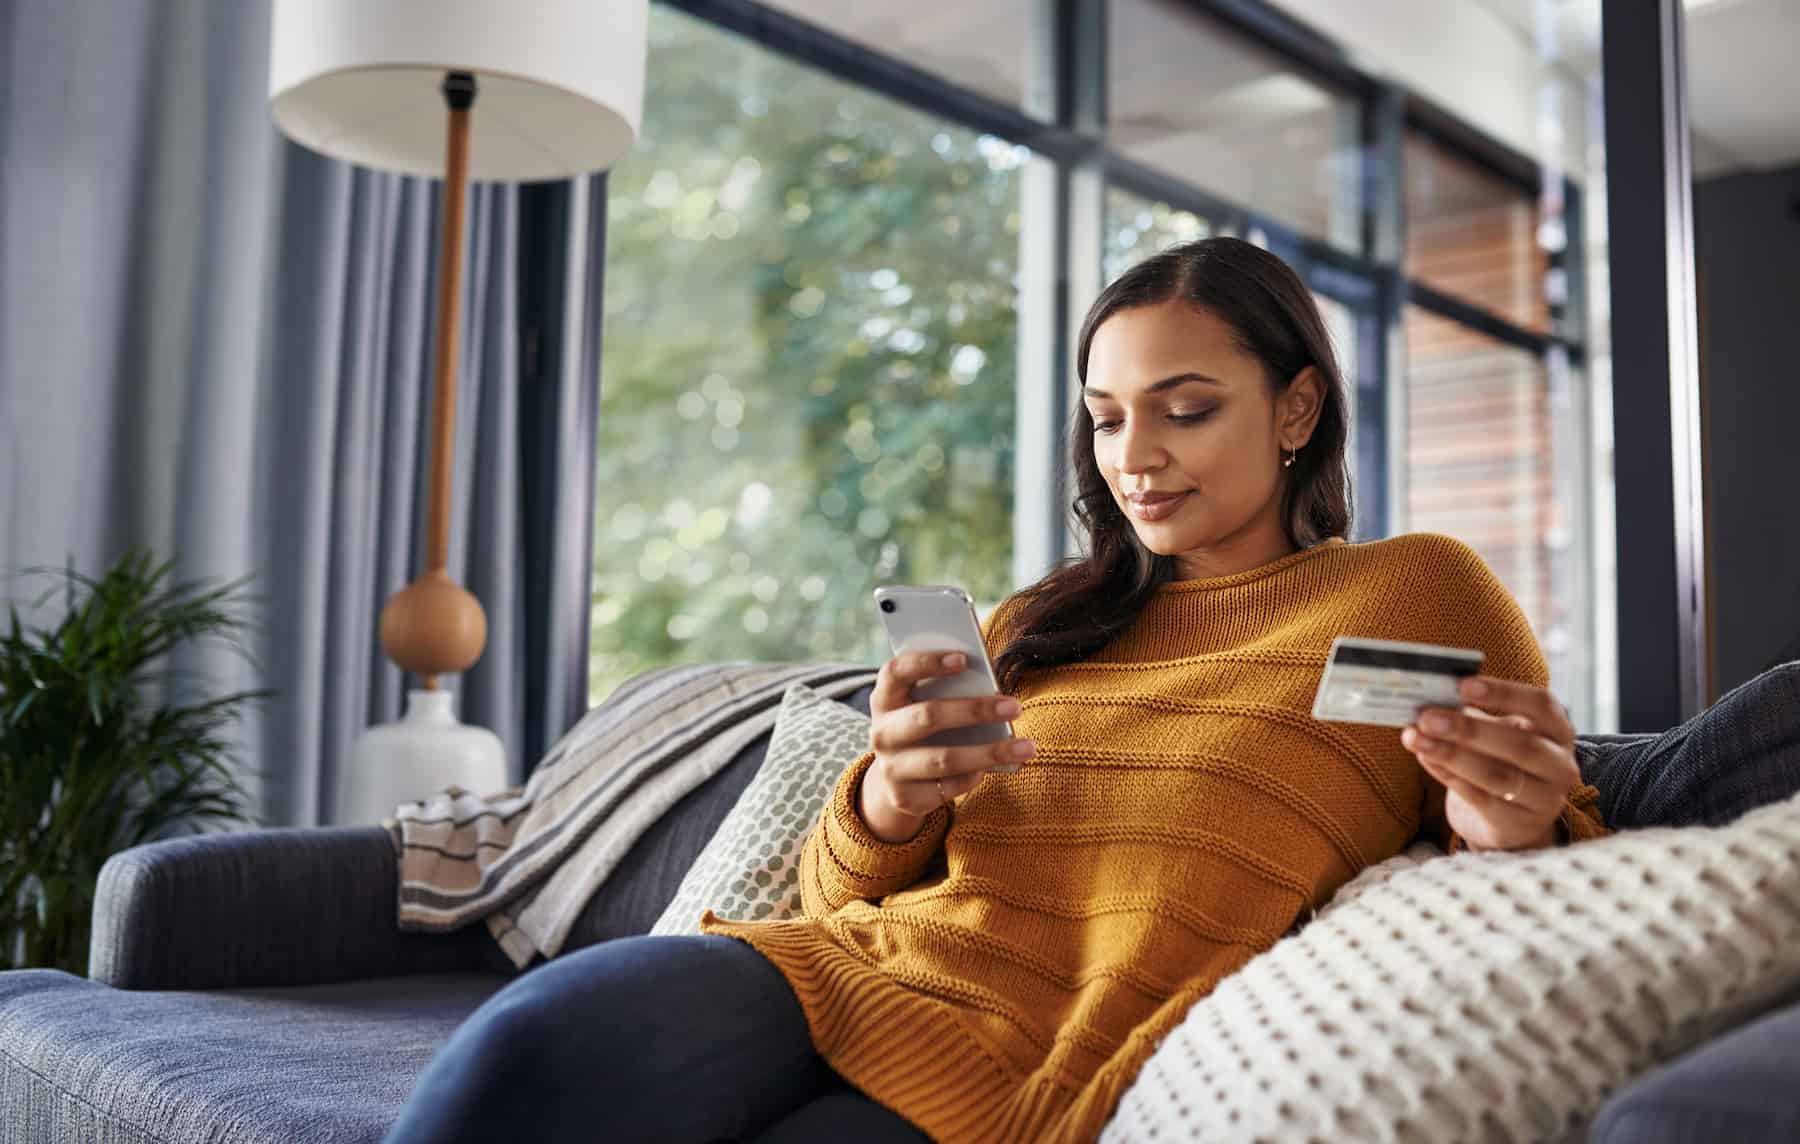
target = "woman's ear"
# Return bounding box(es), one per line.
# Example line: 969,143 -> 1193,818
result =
1281,366 -> 1325,449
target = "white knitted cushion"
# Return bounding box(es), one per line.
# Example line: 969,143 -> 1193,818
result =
651,683 -> 868,934
1104,791 -> 1800,1144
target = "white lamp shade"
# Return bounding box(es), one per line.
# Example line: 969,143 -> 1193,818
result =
269,0 -> 647,182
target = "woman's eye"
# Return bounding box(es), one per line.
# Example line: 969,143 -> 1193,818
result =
1090,409 -> 1215,434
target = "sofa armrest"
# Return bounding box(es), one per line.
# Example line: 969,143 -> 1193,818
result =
1573,662 -> 1800,832
89,826 -> 512,990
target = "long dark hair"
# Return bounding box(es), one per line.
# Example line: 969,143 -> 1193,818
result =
993,237 -> 1352,691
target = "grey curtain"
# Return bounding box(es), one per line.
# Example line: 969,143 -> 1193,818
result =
0,0 -> 601,825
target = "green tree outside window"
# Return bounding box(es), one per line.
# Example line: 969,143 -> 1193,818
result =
592,8 -> 1024,701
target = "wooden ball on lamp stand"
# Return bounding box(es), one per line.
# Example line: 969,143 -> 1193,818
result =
378,570 -> 487,691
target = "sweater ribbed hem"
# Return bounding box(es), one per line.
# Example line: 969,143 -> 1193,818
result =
701,914 -> 1125,1143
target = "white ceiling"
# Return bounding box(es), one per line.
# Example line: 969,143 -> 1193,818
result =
1680,0 -> 1800,175
1475,0 -> 1800,177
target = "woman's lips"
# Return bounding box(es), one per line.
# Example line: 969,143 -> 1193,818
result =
1127,492 -> 1190,522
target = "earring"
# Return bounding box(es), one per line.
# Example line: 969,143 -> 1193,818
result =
1283,446 -> 1297,469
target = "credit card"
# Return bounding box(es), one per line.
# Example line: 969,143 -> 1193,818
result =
1311,636 -> 1484,728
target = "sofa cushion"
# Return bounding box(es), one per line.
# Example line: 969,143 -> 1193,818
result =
1103,789 -> 1800,1143
559,683 -> 876,953
0,969 -> 507,1144
652,683 -> 872,934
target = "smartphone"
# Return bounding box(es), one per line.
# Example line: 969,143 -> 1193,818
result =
873,584 -> 1018,769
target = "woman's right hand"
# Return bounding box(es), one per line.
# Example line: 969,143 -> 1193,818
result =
857,650 -> 1037,843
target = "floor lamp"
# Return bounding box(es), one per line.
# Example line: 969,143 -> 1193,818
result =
268,0 -> 647,823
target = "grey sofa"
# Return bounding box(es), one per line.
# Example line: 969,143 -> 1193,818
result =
3,667 -> 1799,1143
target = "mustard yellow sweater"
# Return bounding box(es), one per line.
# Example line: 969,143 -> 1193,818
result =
700,533 -> 1609,1142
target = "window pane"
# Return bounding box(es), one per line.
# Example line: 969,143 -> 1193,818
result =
1404,132 -> 1550,332
593,7 -> 1023,703
1404,307 -> 1575,687
1313,294 -> 1355,381
1108,0 -> 1362,253
755,0 -> 1043,114
1103,187 -> 1212,281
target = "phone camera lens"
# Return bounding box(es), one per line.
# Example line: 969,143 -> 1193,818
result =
879,599 -> 896,613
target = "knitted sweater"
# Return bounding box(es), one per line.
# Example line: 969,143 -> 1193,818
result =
699,533 -> 1609,1142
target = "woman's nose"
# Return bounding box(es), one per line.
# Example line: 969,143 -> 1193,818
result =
1115,421 -> 1165,475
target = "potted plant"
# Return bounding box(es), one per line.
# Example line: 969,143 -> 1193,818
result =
0,549 -> 268,974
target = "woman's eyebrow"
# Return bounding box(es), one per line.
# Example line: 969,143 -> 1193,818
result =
1082,373 -> 1224,400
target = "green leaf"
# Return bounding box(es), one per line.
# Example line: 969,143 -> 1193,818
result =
4,687 -> 38,730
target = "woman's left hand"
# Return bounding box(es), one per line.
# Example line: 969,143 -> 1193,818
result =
1403,674 -> 1579,851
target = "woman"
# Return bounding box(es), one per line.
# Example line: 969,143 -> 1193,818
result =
385,238 -> 1608,1144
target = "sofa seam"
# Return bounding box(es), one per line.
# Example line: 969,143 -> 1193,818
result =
0,1038 -> 174,1144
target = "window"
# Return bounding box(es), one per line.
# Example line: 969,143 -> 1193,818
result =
1404,131 -> 1551,332
591,7 -> 1024,702
1403,306 -> 1577,689
573,0 -> 1611,728
1107,0 -> 1363,253
1396,119 -> 1604,720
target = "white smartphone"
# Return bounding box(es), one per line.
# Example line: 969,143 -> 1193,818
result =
873,584 -> 1018,770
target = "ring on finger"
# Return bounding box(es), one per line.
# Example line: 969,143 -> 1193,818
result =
936,777 -> 947,806
1502,769 -> 1524,802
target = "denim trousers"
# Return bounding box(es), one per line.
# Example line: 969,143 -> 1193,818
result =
382,934 -> 930,1144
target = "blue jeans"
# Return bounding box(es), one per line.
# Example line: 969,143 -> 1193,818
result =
383,934 -> 930,1144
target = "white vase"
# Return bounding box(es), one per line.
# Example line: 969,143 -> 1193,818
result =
337,689 -> 508,825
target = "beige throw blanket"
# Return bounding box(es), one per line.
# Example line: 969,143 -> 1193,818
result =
384,661 -> 878,968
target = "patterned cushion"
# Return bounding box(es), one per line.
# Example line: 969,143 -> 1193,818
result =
651,684 -> 869,934
1104,790 -> 1800,1143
